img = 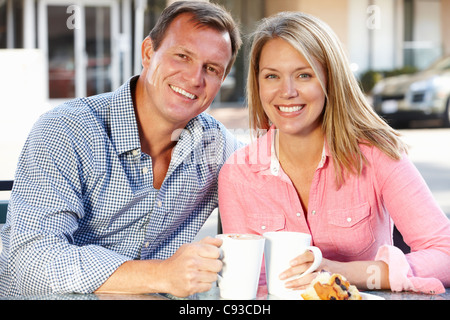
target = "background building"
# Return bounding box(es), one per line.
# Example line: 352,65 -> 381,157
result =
0,0 -> 449,181
1,0 -> 449,104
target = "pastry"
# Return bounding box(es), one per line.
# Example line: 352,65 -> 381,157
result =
301,270 -> 362,300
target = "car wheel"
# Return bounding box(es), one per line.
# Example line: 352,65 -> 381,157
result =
443,98 -> 450,128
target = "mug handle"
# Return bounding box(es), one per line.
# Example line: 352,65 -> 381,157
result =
297,246 -> 322,278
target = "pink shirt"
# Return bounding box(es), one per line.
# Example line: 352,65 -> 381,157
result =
218,128 -> 450,294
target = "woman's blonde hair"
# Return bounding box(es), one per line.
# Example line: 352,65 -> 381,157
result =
247,11 -> 407,186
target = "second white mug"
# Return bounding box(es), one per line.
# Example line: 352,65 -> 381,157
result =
263,231 -> 322,299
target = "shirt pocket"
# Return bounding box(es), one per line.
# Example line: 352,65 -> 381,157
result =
246,212 -> 286,235
327,202 -> 375,257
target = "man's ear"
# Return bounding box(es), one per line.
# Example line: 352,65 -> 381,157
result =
141,36 -> 154,68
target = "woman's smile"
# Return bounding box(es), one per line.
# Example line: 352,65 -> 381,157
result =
276,104 -> 305,114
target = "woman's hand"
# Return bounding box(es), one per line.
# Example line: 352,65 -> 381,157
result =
278,250 -> 322,290
279,252 -> 390,291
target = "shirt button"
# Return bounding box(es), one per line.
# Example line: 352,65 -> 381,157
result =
144,241 -> 150,248
157,200 -> 163,208
311,210 -> 316,215
296,212 -> 301,217
347,217 -> 352,222
132,149 -> 140,156
142,167 -> 149,174
261,225 -> 267,230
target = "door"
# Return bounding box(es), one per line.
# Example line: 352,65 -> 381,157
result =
38,0 -> 120,103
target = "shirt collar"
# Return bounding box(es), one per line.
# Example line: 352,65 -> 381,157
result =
110,76 -> 141,155
249,125 -> 330,176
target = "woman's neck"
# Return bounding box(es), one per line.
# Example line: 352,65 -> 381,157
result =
276,126 -> 325,168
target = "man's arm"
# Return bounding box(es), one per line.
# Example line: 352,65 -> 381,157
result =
6,112 -> 131,294
95,237 -> 223,297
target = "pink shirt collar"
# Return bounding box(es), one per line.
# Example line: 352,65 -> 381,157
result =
248,126 -> 330,180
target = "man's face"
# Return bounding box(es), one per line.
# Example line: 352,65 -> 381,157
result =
141,13 -> 232,128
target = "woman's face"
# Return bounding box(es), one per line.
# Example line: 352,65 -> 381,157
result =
258,38 -> 327,137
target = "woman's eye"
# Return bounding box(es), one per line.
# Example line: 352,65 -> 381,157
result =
299,73 -> 312,79
265,74 -> 278,79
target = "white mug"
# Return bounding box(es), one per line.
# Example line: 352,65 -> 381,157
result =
216,234 -> 265,300
263,231 -> 322,299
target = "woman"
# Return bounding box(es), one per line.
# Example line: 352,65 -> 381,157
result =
218,12 -> 450,294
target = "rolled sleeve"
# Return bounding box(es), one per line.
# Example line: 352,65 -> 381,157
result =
45,245 -> 130,294
376,245 -> 446,294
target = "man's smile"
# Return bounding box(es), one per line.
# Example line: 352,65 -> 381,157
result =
169,85 -> 198,100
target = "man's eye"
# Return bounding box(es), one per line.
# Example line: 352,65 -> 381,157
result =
207,66 -> 217,73
206,65 -> 223,78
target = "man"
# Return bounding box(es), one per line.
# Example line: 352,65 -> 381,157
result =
0,1 -> 242,297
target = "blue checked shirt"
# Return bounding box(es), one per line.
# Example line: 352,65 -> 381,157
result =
0,77 -> 241,296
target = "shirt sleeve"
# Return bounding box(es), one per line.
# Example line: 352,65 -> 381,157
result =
219,160 -> 270,286
373,148 -> 450,294
218,162 -> 252,234
216,123 -> 249,234
7,114 -> 131,295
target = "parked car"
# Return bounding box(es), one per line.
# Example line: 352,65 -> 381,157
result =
372,56 -> 450,128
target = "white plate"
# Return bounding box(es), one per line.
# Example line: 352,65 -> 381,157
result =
268,291 -> 385,300
360,292 -> 385,300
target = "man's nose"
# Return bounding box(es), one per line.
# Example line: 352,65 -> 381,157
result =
184,63 -> 205,87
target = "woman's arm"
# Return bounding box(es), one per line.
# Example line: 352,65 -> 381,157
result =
374,149 -> 450,292
218,163 -> 253,234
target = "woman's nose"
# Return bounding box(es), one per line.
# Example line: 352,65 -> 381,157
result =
280,78 -> 298,99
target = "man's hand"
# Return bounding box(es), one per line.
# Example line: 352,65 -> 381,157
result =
157,236 -> 223,297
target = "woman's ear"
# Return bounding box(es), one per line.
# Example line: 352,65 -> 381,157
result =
141,36 -> 154,68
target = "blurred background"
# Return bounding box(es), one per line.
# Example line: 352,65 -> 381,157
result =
1,0 -> 449,226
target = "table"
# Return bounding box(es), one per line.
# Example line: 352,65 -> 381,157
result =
2,285 -> 448,300
1,286 -> 447,319
192,285 -> 450,300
